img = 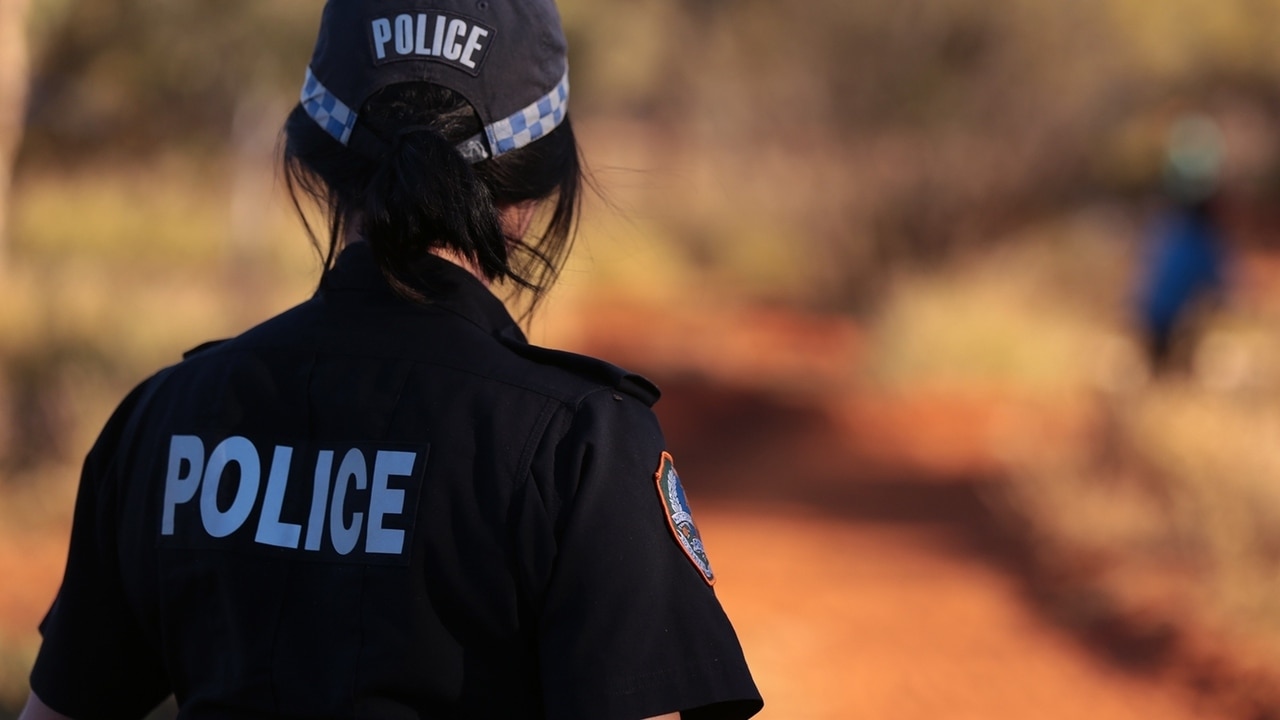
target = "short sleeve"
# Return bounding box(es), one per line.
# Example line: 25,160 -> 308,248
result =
530,389 -> 763,720
30,382 -> 171,719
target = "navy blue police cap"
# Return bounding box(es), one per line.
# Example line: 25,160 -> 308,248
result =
300,0 -> 569,163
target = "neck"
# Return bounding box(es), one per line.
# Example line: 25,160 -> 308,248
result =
429,246 -> 491,286
340,231 -> 490,287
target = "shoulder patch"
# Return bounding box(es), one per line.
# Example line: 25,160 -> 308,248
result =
654,451 -> 714,585
498,333 -> 661,406
183,339 -> 229,360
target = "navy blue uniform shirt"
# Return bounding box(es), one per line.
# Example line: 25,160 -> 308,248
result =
31,242 -> 762,720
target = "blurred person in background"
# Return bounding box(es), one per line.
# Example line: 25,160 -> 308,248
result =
1135,114 -> 1230,375
18,1 -> 762,718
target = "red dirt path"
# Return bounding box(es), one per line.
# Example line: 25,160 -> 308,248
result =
642,373 -> 1220,719
702,505 -> 1216,719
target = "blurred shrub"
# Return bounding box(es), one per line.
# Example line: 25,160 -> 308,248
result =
1006,376 -> 1280,673
868,202 -> 1280,672
864,207 -> 1135,393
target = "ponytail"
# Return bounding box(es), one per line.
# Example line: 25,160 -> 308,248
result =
364,125 -> 506,300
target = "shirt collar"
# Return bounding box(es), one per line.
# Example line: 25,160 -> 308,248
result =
318,241 -> 527,343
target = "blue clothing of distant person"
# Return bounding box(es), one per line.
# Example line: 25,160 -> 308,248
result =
1137,202 -> 1226,368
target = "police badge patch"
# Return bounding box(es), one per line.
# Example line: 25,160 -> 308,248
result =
654,451 -> 715,585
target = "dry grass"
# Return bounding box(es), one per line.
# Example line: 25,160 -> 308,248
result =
865,207 -> 1134,395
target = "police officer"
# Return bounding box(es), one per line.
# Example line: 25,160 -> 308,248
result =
20,1 -> 763,718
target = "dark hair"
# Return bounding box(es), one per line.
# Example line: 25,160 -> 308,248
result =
282,83 -> 583,312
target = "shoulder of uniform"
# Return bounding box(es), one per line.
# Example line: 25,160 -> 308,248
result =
499,337 -> 661,407
182,339 -> 230,360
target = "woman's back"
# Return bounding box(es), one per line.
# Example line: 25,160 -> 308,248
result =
24,2 -> 762,718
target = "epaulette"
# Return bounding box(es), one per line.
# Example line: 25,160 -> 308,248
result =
182,339 -> 230,360
499,336 -> 661,407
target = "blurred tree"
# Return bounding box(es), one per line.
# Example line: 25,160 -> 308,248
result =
0,0 -> 31,267
559,0 -> 1280,308
23,0 -> 316,159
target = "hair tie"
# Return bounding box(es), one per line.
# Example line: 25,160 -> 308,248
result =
347,123 -> 440,162
347,125 -> 390,162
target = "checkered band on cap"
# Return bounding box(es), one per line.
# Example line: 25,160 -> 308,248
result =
485,70 -> 570,158
300,67 -> 358,146
298,66 -> 569,162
